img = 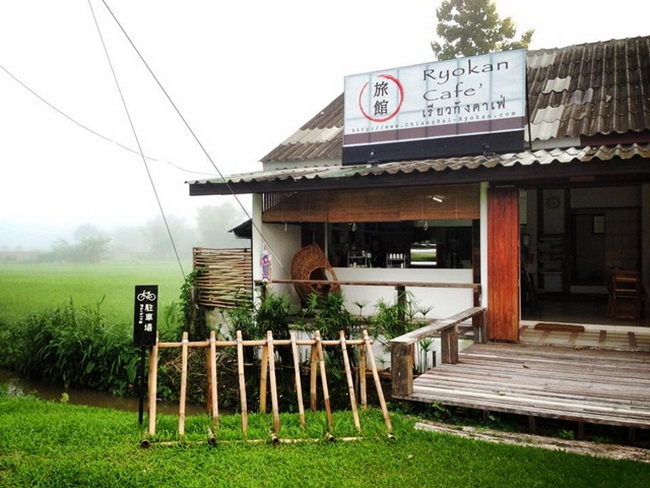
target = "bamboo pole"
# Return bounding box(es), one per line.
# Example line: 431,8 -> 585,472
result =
362,329 -> 393,435
266,331 -> 281,433
142,436 -> 362,448
206,346 -> 212,415
209,330 -> 219,427
178,331 -> 189,436
339,330 -> 361,432
314,331 -> 333,431
259,342 -> 269,414
309,344 -> 318,411
157,338 -> 369,348
236,330 -> 248,433
359,342 -> 367,409
290,331 -> 306,428
147,332 -> 159,436
207,427 -> 217,446
270,431 -> 280,445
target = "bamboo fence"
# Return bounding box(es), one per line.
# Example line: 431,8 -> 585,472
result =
192,247 -> 252,309
142,329 -> 393,447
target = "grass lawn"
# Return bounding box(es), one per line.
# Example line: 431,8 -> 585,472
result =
1,393 -> 649,488
0,261 -> 187,324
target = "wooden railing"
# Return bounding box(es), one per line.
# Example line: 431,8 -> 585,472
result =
390,306 -> 486,398
257,279 -> 480,313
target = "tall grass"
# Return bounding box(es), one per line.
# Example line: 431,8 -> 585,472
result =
1,300 -> 163,396
0,262 -> 189,398
0,261 -> 187,324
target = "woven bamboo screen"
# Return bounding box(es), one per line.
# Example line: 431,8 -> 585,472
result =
192,247 -> 252,309
262,184 -> 479,223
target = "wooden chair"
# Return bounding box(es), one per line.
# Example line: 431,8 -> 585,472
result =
607,269 -> 644,321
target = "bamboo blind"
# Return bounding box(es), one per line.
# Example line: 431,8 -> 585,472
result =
192,247 -> 252,309
262,184 -> 479,223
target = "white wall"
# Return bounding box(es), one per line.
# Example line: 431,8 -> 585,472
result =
334,267 -> 476,319
251,194 -> 302,302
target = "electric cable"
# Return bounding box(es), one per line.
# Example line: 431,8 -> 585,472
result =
0,63 -> 215,176
88,0 -> 186,278
98,0 -> 287,273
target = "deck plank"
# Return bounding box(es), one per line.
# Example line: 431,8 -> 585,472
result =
399,342 -> 650,429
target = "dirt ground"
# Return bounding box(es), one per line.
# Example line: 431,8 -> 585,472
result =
414,420 -> 650,463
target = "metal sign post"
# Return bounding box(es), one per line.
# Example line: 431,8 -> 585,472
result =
133,285 -> 158,425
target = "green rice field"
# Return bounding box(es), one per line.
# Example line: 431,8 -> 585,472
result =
0,261 -> 189,324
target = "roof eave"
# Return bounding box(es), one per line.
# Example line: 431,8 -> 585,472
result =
188,156 -> 650,196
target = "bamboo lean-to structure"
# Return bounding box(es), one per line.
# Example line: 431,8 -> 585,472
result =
142,328 -> 392,446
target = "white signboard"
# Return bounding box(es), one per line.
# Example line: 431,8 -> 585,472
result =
343,50 -> 526,163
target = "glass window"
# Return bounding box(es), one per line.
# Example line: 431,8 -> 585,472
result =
326,221 -> 474,269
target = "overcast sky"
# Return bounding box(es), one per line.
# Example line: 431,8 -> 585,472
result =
0,0 -> 647,249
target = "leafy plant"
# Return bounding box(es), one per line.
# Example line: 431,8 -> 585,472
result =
178,268 -> 208,340
418,337 -> 434,372
557,429 -> 575,440
255,294 -> 295,341
304,292 -> 358,338
368,295 -> 425,353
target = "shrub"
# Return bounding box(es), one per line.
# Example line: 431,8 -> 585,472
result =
0,299 -> 139,395
0,299 -> 184,398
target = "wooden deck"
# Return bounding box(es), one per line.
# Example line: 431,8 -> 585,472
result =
397,342 -> 650,430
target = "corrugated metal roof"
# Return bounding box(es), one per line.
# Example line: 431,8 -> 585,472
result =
189,143 -> 650,189
260,36 -> 650,165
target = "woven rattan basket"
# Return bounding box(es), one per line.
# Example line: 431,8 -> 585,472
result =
290,243 -> 341,301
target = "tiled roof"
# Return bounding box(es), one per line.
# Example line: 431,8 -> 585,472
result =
261,36 -> 650,164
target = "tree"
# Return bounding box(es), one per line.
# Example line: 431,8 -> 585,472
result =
195,201 -> 248,248
140,215 -> 196,260
431,0 -> 534,60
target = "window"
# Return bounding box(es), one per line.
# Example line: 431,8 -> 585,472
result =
327,220 -> 474,269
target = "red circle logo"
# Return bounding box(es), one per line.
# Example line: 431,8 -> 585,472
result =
358,74 -> 405,123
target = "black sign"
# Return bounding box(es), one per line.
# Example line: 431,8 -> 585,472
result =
133,285 -> 158,347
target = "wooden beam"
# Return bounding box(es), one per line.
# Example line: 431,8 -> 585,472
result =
392,307 -> 485,345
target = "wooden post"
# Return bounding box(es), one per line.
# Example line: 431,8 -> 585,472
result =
340,330 -> 361,432
314,331 -> 333,432
363,329 -> 393,435
359,342 -> 367,409
147,332 -> 159,436
178,331 -> 189,436
450,324 -> 459,363
472,307 -> 487,344
266,331 -> 281,433
290,332 -> 306,428
259,342 -> 269,414
395,285 -> 407,323
236,330 -> 248,433
309,344 -> 318,411
390,341 -> 414,397
208,330 -> 219,427
440,325 -> 459,364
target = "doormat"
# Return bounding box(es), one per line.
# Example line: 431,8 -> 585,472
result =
534,323 -> 585,333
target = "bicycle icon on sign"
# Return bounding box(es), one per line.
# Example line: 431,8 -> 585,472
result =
137,290 -> 157,302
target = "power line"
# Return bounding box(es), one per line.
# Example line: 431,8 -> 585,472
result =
0,63 -> 215,177
98,0 -> 287,273
88,0 -> 186,278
